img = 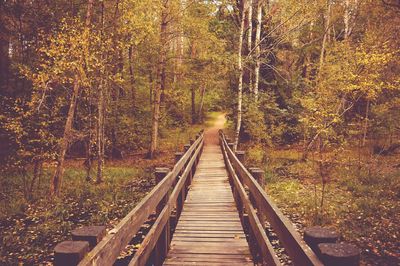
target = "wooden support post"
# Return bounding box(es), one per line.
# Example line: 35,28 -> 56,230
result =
235,151 -> 245,163
54,241 -> 89,266
175,152 -> 185,179
318,243 -> 360,266
177,186 -> 186,219
249,168 -> 266,227
154,168 -> 171,266
228,142 -> 234,150
304,226 -> 340,255
175,152 -> 184,163
155,167 -> 170,214
249,168 -> 265,189
235,190 -> 244,222
184,144 -> 191,152
71,226 -> 106,250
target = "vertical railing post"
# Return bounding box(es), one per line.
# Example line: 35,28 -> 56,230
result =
175,152 -> 184,178
249,167 -> 266,227
235,151 -> 245,163
228,142 -> 234,150
235,151 -> 245,184
184,144 -> 191,152
71,226 -> 106,250
153,168 -> 170,266
54,241 -> 89,266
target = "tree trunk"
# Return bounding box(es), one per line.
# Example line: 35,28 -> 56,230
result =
362,100 -> 370,146
96,0 -> 105,183
247,0 -> 253,93
198,85 -> 206,123
234,2 -> 246,152
149,1 -> 168,159
50,75 -> 80,196
96,82 -> 105,183
344,0 -> 358,39
30,159 -> 42,199
0,31 -> 9,92
128,45 -> 136,108
85,0 -> 94,27
191,85 -> 196,124
317,0 -> 332,79
190,41 -> 197,124
344,0 -> 350,39
254,0 -> 263,99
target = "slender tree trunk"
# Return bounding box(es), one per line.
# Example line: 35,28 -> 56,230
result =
128,45 -> 136,108
234,2 -> 246,152
198,85 -> 206,122
304,21 -> 314,80
0,30 -> 9,91
84,140 -> 92,181
317,0 -> 332,79
247,0 -> 253,91
191,86 -> 196,124
149,1 -> 168,159
86,0 -> 94,27
344,0 -> 350,39
247,0 -> 253,93
96,1 -> 105,183
30,159 -> 42,199
96,82 -> 105,183
254,0 -> 262,99
51,75 -> 80,196
190,41 -> 197,124
362,100 -> 370,146
344,0 -> 358,39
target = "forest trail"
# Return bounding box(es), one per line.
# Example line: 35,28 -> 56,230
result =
204,113 -> 226,145
164,114 -> 253,265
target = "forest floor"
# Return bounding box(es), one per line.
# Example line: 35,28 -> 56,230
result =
243,143 -> 400,266
0,115 -> 217,265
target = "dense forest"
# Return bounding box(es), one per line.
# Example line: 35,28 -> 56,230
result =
0,0 -> 399,265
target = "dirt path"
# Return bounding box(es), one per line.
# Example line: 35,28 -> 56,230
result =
204,113 -> 226,145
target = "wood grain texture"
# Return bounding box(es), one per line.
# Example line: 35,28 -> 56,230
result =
164,141 -> 253,265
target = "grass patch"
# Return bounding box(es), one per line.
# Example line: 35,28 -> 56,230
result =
244,144 -> 400,265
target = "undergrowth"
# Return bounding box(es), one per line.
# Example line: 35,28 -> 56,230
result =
0,116 -> 209,265
243,144 -> 400,265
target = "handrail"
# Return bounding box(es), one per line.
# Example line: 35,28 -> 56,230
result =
219,130 -> 323,266
129,134 -> 204,265
78,131 -> 204,266
220,135 -> 281,266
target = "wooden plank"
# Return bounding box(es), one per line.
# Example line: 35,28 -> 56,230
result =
164,137 -> 253,266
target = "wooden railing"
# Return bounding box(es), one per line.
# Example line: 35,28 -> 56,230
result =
70,131 -> 204,266
219,130 -> 323,266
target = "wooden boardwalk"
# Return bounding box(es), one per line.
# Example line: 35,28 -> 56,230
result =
164,139 -> 253,265
62,117 -> 323,266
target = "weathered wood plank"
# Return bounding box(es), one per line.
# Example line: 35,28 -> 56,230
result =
164,139 -> 253,265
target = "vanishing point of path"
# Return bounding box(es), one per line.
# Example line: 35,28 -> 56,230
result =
164,114 -> 253,265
